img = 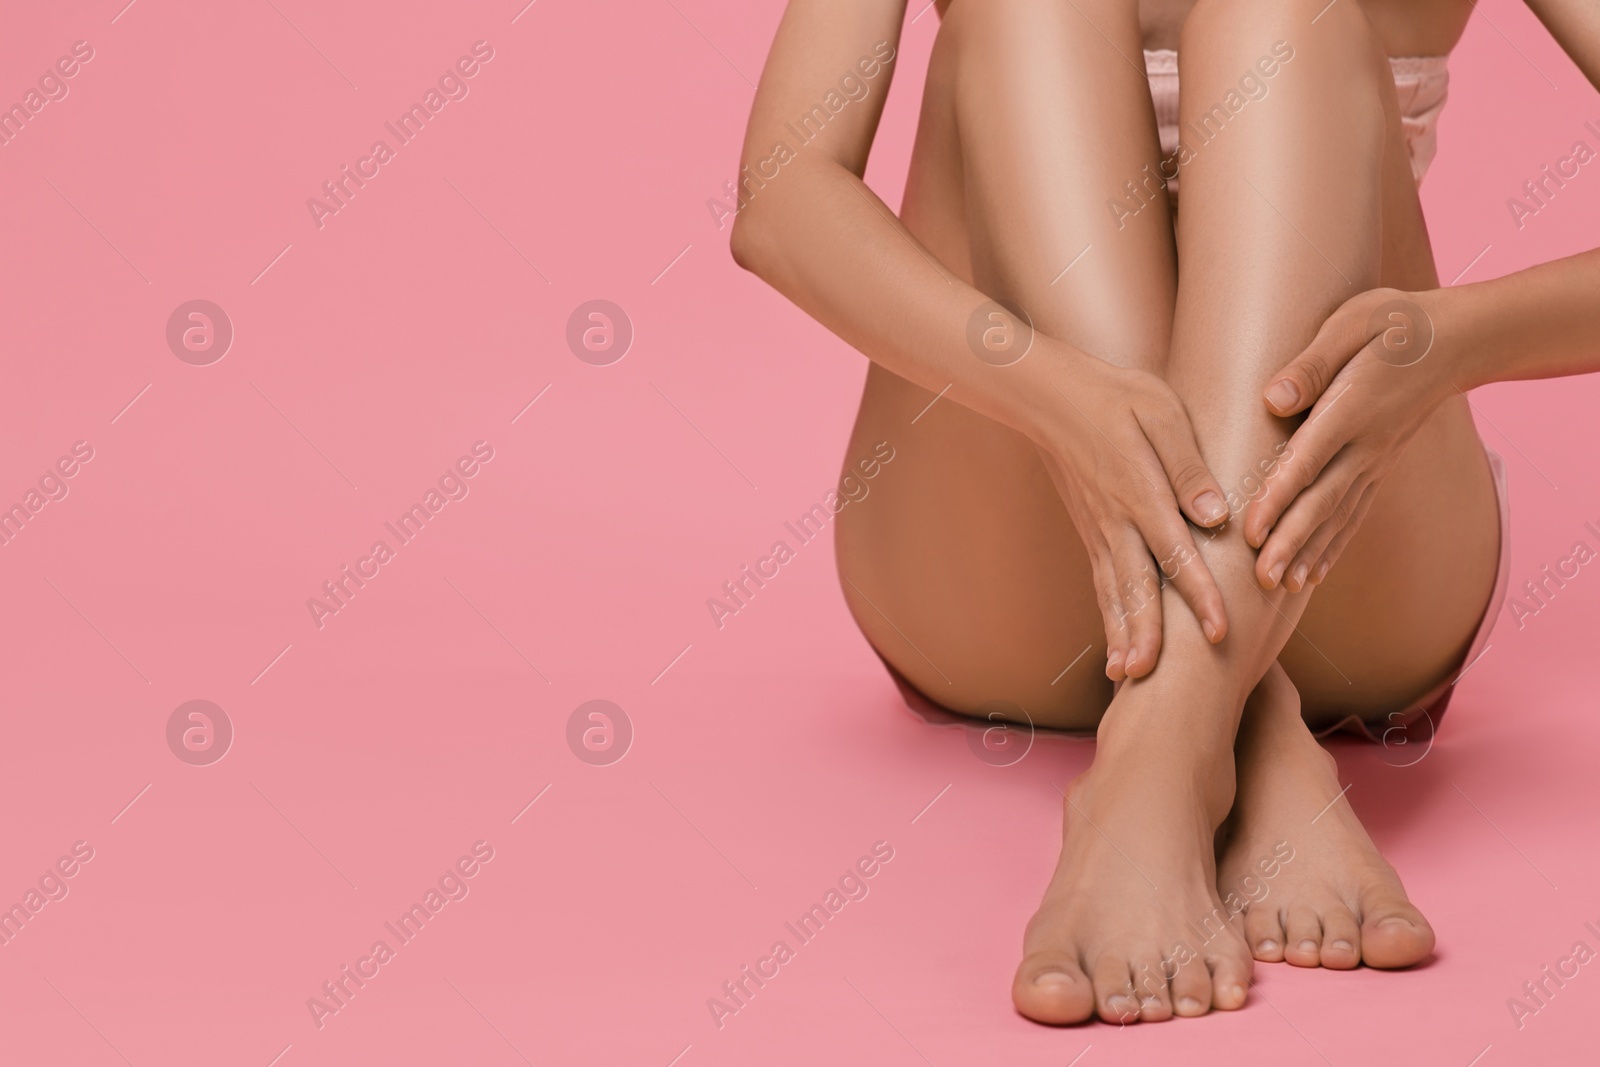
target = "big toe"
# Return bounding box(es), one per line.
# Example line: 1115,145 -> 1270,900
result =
1014,953 -> 1096,1024
1360,891 -> 1435,969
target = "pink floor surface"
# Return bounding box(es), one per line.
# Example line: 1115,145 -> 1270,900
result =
3,1 -> 1600,1064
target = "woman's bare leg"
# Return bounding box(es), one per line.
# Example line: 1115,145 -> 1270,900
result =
856,0 -> 1263,1025
1155,0 -> 1499,971
835,0 -> 1181,727
979,0 -> 1502,1018
835,0 -> 1500,1024
1161,0 -> 1499,971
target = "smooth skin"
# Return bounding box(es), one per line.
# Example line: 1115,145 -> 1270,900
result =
732,0 -> 1600,1025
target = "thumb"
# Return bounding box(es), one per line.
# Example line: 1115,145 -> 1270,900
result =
1140,406 -> 1230,528
1264,293 -> 1384,416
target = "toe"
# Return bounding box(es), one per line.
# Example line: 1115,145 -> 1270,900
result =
1318,904 -> 1362,969
1090,957 -> 1140,1025
1013,952 -> 1096,1024
1244,906 -> 1286,963
1170,956 -> 1214,1017
1359,885 -> 1435,969
1283,905 -> 1323,968
1130,956 -> 1173,1022
1207,948 -> 1252,1011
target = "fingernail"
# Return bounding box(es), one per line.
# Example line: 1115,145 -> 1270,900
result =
1314,560 -> 1330,584
1266,379 -> 1301,412
1291,562 -> 1310,590
1195,491 -> 1227,523
1033,969 -> 1076,987
1106,651 -> 1123,677
1267,560 -> 1287,587
1202,618 -> 1219,643
1124,648 -> 1140,671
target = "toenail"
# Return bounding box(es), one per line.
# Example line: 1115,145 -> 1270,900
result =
1257,939 -> 1279,952
1298,939 -> 1318,952
1332,939 -> 1354,952
1032,970 -> 1075,987
1178,996 -> 1203,1013
1379,917 -> 1415,929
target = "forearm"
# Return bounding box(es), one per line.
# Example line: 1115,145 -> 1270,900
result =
1448,248 -> 1600,388
731,161 -> 1065,440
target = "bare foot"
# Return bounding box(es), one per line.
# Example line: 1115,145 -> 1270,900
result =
1217,663 -> 1435,970
1012,688 -> 1254,1024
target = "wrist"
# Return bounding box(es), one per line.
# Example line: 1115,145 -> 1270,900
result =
1428,283 -> 1496,392
985,336 -> 1094,446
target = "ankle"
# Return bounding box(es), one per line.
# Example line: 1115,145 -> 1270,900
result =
1088,720 -> 1238,826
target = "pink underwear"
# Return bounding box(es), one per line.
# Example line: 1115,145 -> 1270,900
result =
877,445 -> 1510,749
1143,49 -> 1451,201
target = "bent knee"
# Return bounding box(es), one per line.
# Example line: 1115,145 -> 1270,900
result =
1180,0 -> 1387,80
942,0 -> 1139,61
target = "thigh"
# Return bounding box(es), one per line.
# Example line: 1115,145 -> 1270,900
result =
837,0 -> 1170,727
1275,35 -> 1500,725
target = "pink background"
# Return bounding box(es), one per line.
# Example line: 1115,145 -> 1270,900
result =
2,0 -> 1598,1064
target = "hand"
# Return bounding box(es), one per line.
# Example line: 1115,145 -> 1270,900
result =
1029,346 -> 1232,681
1244,286 -> 1462,591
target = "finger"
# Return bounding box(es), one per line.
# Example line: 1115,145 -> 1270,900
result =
1089,550 -> 1132,681
1257,454 -> 1364,589
1310,482 -> 1381,586
1262,293 -> 1386,416
1144,514 -> 1228,645
1282,478 -> 1369,592
1137,404 -> 1231,528
1243,419 -> 1343,549
1110,532 -> 1164,678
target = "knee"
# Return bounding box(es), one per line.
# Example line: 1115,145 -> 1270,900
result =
942,0 -> 1138,60
1179,0 -> 1386,83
